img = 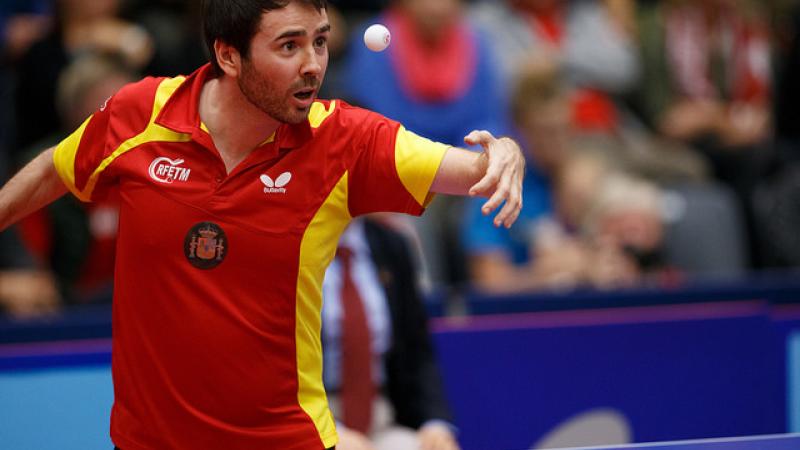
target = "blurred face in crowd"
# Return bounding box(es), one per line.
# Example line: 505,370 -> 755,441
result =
591,177 -> 665,260
400,0 -> 462,39
236,2 -> 330,124
518,96 -> 571,175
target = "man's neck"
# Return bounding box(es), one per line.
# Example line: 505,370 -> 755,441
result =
199,75 -> 281,173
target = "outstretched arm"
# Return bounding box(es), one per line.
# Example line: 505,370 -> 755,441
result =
430,130 -> 525,228
0,147 -> 68,231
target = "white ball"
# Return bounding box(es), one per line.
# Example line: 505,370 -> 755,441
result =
363,24 -> 391,52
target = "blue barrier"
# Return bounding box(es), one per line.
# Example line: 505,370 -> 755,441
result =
430,300 -> 790,450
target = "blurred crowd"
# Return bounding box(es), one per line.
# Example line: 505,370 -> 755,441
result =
2,0 -> 800,317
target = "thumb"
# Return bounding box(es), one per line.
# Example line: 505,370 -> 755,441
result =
464,130 -> 494,148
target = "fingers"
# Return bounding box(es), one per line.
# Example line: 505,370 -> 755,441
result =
484,161 -> 523,228
466,135 -> 525,227
493,168 -> 523,228
469,152 -> 503,197
463,130 -> 495,148
481,164 -> 512,220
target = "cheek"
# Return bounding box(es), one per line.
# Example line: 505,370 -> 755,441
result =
320,53 -> 330,71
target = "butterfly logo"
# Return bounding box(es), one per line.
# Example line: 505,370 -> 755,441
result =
260,172 -> 292,194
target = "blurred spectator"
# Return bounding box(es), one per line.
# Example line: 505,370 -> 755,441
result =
16,52 -> 134,305
342,0 -> 509,288
470,0 -> 639,135
635,0 -> 772,151
1,0 -> 52,63
121,0 -> 206,76
344,0 -> 507,152
323,218 -> 457,450
562,158 -> 667,288
0,1 -> 52,182
11,0 -> 153,156
634,0 -> 773,266
472,0 -> 706,185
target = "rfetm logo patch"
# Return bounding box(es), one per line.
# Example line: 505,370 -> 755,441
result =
260,172 -> 291,194
184,222 -> 227,269
149,157 -> 192,184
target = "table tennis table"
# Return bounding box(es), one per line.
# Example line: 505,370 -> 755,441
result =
554,434 -> 800,450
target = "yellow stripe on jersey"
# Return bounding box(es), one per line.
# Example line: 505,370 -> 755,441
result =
53,76 -> 191,201
53,116 -> 92,200
295,172 -> 351,448
394,126 -> 449,207
308,101 -> 337,128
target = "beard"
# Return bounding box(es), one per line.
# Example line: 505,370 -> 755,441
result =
237,58 -> 317,124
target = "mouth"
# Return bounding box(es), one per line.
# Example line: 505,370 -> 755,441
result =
292,88 -> 317,107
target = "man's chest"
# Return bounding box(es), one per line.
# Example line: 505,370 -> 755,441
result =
111,140 -> 339,234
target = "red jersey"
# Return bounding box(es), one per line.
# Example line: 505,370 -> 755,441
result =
52,64 -> 448,450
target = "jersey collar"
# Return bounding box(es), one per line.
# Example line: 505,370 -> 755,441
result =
155,63 -> 313,150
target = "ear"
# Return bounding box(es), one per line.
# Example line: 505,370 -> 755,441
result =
214,39 -> 241,77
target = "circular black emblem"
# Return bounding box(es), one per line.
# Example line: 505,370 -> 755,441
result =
184,222 -> 227,269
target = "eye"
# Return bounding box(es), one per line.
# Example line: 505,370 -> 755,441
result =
314,36 -> 328,48
282,41 -> 297,51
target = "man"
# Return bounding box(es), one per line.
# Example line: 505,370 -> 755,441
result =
322,218 -> 459,450
0,1 -> 524,449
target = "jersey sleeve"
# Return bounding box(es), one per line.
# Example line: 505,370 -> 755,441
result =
53,78 -> 158,202
348,114 -> 448,217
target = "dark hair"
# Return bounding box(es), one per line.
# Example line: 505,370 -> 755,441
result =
202,0 -> 327,76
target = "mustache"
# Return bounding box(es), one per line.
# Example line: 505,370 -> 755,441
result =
293,78 -> 320,90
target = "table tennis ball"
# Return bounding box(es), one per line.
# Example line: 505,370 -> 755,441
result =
364,24 -> 391,52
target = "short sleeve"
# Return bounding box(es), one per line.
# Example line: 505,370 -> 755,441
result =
348,115 -> 448,217
53,95 -> 122,202
52,77 -> 160,202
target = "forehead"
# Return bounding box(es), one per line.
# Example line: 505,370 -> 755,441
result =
256,2 -> 329,38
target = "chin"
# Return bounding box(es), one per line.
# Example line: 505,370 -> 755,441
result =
284,111 -> 310,124
291,105 -> 315,122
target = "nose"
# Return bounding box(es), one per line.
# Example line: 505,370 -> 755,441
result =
301,46 -> 324,78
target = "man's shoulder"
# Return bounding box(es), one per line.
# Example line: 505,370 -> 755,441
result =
105,76 -> 175,124
112,76 -> 167,107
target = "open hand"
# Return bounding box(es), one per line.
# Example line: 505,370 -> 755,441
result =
464,130 -> 525,228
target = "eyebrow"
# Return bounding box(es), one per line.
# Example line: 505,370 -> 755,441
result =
275,23 -> 331,41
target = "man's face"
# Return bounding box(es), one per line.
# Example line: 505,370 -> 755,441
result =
237,2 -> 330,124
